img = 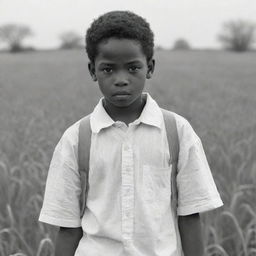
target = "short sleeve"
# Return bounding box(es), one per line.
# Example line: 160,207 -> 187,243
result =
39,123 -> 82,227
176,117 -> 223,216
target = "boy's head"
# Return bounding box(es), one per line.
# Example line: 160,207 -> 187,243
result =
85,11 -> 154,63
85,11 -> 155,110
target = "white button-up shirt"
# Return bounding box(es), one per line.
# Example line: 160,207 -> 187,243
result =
39,93 -> 223,256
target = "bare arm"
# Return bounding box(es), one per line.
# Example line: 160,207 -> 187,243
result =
178,213 -> 204,256
55,227 -> 83,256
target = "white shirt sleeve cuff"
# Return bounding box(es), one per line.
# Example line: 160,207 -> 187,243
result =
177,197 -> 224,216
39,213 -> 81,228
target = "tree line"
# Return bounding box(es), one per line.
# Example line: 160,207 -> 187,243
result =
0,25 -> 83,52
0,19 -> 255,53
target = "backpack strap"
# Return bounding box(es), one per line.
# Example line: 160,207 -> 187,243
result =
161,109 -> 180,213
78,114 -> 91,218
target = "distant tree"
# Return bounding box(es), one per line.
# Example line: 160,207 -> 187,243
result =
59,31 -> 82,49
173,38 -> 191,50
0,24 -> 33,52
218,20 -> 256,52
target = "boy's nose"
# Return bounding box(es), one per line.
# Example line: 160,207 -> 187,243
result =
114,72 -> 129,86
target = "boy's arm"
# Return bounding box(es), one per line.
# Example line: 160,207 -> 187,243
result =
55,227 -> 83,256
178,213 -> 204,256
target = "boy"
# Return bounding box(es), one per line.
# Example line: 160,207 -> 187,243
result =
39,11 -> 223,256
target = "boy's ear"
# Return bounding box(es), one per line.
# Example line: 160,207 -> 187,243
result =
146,59 -> 155,79
88,62 -> 97,81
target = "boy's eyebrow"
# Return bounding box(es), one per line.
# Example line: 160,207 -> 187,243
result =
98,62 -> 115,66
98,60 -> 144,66
126,60 -> 144,65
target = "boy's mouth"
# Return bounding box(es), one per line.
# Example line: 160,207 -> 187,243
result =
113,91 -> 131,98
113,91 -> 131,96
112,92 -> 131,100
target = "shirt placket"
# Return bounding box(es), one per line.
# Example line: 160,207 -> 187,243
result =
121,133 -> 134,243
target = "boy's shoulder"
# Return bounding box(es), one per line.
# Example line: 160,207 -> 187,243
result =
160,108 -> 192,131
59,116 -> 86,146
160,108 -> 200,144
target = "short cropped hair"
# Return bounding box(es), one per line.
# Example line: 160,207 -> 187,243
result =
85,11 -> 154,63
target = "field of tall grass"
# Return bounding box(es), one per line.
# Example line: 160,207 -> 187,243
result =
0,49 -> 256,256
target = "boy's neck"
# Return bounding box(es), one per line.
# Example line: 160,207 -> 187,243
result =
103,94 -> 147,126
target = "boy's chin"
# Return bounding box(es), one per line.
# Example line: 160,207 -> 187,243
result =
111,101 -> 133,108
110,100 -> 138,109
107,96 -> 133,107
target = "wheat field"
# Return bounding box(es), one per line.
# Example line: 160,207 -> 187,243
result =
0,49 -> 256,256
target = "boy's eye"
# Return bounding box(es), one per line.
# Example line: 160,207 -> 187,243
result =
128,66 -> 141,73
102,67 -> 113,73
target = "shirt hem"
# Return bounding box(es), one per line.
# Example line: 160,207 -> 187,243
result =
39,213 -> 81,227
177,198 -> 224,216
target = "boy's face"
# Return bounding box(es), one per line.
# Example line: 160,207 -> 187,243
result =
88,38 -> 154,109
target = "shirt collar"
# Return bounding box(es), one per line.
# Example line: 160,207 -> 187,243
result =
90,93 -> 163,133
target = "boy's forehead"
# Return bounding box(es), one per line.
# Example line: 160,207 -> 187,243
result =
95,38 -> 146,63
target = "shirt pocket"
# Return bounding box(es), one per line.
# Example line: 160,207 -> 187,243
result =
142,165 -> 172,216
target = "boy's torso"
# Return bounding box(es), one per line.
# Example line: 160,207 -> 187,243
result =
76,94 -> 181,255
39,94 -> 223,256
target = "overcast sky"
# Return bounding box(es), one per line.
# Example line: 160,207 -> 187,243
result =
0,0 -> 255,49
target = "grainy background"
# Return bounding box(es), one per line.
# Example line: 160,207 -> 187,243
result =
1,1 -> 256,255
